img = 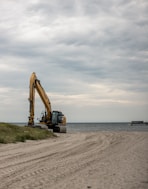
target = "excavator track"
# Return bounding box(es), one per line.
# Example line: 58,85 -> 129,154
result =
53,126 -> 67,133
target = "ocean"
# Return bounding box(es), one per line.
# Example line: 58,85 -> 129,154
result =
12,122 -> 148,132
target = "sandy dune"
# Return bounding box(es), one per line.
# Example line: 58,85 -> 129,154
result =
0,131 -> 148,189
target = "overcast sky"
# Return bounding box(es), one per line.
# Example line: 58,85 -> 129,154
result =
0,0 -> 148,123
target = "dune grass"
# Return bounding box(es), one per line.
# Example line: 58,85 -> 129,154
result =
0,122 -> 56,144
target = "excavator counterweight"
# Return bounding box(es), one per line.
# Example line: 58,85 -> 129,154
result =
27,72 -> 66,133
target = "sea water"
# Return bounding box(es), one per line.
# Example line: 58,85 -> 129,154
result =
12,122 -> 148,132
66,122 -> 148,132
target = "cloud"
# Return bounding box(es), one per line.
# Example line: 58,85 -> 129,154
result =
0,0 -> 148,122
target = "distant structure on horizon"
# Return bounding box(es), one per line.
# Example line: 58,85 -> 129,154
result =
130,121 -> 148,126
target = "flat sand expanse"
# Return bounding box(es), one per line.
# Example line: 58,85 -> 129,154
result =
0,131 -> 148,189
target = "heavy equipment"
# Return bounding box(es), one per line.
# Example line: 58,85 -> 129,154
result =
27,72 -> 66,133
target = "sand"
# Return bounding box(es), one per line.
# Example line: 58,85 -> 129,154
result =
0,131 -> 148,189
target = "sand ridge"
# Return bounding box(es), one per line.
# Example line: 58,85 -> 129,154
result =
0,131 -> 148,189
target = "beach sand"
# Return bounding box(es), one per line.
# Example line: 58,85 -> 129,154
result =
0,131 -> 148,189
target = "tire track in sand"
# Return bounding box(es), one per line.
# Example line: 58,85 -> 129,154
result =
0,132 -> 147,189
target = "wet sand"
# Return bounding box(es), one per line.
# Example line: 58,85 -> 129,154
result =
0,131 -> 148,189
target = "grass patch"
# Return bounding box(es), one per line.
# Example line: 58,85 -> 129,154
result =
0,122 -> 56,144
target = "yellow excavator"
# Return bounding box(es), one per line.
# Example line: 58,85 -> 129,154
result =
27,72 -> 67,133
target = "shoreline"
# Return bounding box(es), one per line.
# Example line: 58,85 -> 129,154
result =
0,131 -> 148,189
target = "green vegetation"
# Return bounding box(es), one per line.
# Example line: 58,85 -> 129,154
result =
0,122 -> 56,144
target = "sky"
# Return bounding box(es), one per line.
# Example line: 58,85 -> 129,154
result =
0,0 -> 148,123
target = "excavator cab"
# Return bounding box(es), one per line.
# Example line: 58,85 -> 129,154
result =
52,111 -> 66,125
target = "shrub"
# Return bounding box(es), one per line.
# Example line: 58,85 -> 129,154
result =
0,123 -> 56,143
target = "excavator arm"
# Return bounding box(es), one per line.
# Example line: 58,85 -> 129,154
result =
28,73 -> 36,126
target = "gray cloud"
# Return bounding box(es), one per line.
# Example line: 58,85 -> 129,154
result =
0,0 -> 148,122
